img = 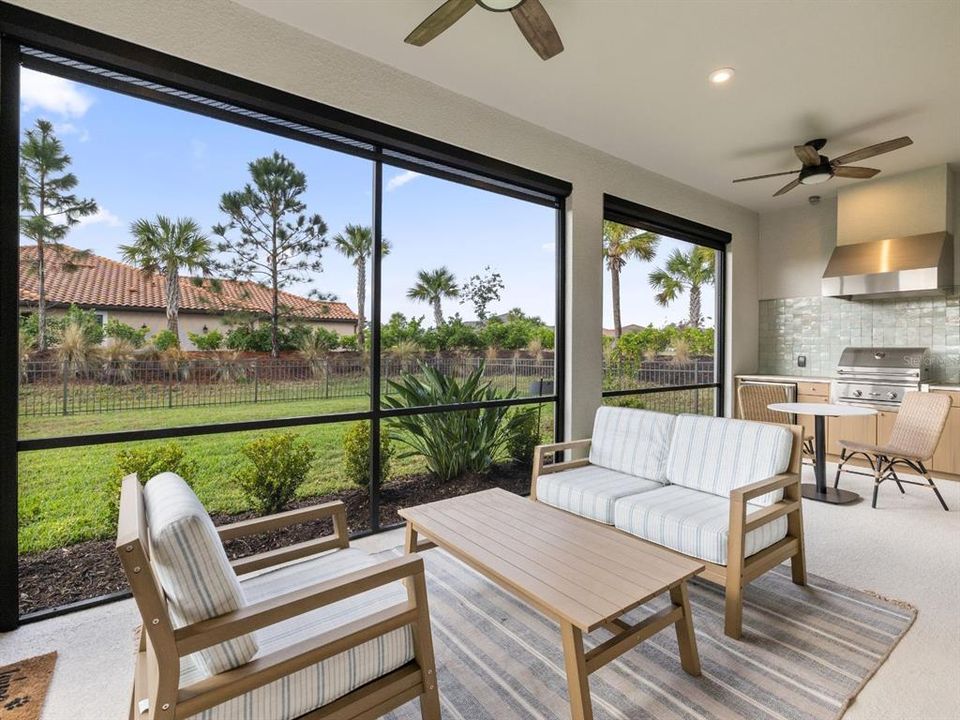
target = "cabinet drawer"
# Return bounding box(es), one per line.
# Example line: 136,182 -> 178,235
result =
797,382 -> 830,398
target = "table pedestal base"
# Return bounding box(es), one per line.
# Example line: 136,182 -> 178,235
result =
801,484 -> 860,505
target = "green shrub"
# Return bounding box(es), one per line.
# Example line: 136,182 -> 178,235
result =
105,318 -> 149,349
505,407 -> 541,467
342,421 -> 394,487
235,432 -> 316,514
188,330 -> 224,351
383,363 -> 531,481
338,334 -> 359,351
152,328 -> 180,351
108,441 -> 198,521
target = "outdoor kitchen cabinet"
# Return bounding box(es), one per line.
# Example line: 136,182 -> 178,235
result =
931,391 -> 960,476
827,414 -> 877,456
796,381 -> 830,445
877,410 -> 898,446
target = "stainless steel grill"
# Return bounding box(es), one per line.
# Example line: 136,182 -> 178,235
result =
834,347 -> 928,407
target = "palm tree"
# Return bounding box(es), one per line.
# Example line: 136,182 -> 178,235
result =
19,119 -> 98,351
603,221 -> 659,339
333,224 -> 390,346
120,215 -> 213,339
648,246 -> 716,327
407,267 -> 459,327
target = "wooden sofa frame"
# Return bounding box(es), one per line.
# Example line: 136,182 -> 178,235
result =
531,425 -> 807,640
117,474 -> 441,720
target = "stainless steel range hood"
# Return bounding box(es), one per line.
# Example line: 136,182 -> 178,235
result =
821,232 -> 954,299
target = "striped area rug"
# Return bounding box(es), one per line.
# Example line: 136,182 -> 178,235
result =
382,548 -> 915,720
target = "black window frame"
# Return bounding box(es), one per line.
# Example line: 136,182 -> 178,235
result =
0,2 -> 570,629
601,194 -> 729,416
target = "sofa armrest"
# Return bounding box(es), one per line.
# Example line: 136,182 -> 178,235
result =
218,501 -> 350,574
729,472 -> 799,505
530,439 -> 592,498
173,555 -> 423,656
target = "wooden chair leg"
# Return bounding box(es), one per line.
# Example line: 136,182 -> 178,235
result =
723,582 -> 743,640
410,570 -> 442,720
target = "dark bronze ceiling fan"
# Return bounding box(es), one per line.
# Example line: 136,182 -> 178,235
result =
405,0 -> 563,61
733,136 -> 913,196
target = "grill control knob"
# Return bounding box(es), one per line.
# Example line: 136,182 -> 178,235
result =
853,390 -> 863,398
887,391 -> 897,400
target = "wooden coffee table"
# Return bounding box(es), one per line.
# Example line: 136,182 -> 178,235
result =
399,488 -> 704,720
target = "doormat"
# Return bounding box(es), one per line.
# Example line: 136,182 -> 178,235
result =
0,652 -> 56,720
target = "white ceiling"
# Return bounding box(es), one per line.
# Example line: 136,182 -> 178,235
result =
235,0 -> 960,213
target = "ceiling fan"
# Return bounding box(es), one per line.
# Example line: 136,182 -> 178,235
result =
405,0 -> 564,61
733,136 -> 914,197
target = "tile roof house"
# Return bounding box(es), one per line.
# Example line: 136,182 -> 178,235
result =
19,245 -> 358,348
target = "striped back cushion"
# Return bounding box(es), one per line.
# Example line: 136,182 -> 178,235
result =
666,415 -> 793,506
589,406 -> 676,481
143,473 -> 258,676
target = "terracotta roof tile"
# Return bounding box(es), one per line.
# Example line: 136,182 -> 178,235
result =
18,245 -> 357,322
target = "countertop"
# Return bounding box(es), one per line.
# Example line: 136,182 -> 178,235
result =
735,374 -> 833,384
736,374 -> 960,392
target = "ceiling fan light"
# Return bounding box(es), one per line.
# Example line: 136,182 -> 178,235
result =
708,67 -> 735,84
476,0 -> 524,11
799,170 -> 832,185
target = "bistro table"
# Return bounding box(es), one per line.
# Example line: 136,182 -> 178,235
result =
769,402 -> 878,505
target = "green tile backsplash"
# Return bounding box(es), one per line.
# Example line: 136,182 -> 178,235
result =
759,290 -> 960,383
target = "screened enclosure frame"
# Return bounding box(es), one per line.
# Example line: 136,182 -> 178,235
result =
600,194 -> 729,415
0,2 -> 571,629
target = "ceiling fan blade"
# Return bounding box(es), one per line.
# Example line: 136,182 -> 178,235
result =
405,0 -> 475,46
511,0 -> 564,60
794,144 -> 821,167
732,170 -> 799,183
773,178 -> 801,197
831,136 -> 913,166
833,166 -> 881,179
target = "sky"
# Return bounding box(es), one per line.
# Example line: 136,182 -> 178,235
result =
19,67 -> 713,332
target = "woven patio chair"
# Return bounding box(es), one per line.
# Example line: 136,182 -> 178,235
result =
737,383 -> 815,459
834,391 -> 951,510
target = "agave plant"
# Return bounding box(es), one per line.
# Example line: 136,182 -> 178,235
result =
383,362 -> 534,481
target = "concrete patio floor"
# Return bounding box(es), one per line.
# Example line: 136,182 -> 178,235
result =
2,463 -> 958,720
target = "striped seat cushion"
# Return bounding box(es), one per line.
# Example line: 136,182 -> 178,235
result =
143,472 -> 258,676
666,414 -> 793,506
180,548 -> 415,720
589,407 -> 676,481
614,485 -> 788,566
537,464 -> 663,524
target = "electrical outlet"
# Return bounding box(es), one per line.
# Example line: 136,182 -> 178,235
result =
797,355 -> 807,368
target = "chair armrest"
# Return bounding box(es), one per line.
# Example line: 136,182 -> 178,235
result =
531,439 -> 593,497
217,500 -> 347,541
174,554 -> 424,657
729,473 -> 799,504
535,438 -> 592,456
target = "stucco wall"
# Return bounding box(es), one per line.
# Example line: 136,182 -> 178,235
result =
36,307 -> 355,350
12,0 -> 762,433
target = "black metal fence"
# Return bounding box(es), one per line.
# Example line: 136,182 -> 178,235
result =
18,355 -> 557,417
18,354 -> 714,418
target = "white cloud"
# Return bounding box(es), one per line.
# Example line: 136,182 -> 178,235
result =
55,122 -> 90,142
386,170 -> 421,192
20,68 -> 93,118
541,242 -> 556,253
77,207 -> 122,228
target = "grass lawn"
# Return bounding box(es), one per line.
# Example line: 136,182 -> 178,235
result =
18,396 -> 554,554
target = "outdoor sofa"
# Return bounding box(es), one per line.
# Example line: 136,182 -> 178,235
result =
117,472 -> 440,720
531,406 -> 806,639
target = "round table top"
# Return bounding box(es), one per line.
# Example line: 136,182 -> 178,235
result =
768,402 -> 878,417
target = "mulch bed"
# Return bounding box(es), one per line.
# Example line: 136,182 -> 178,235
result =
18,465 -> 531,616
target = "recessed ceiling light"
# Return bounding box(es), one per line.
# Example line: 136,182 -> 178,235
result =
709,67 -> 735,84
